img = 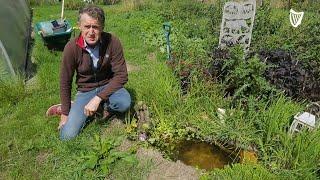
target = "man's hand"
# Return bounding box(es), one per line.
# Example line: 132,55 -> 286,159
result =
58,114 -> 68,130
84,96 -> 102,116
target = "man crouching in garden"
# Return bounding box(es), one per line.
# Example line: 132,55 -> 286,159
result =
46,5 -> 131,140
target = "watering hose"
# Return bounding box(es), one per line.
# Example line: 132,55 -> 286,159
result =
163,22 -> 172,61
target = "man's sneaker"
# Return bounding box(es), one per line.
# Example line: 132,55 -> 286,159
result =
46,104 -> 62,117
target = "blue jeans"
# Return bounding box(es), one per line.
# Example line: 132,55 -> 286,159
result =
60,85 -> 131,140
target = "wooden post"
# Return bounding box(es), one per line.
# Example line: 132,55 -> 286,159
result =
61,0 -> 64,21
288,0 -> 291,9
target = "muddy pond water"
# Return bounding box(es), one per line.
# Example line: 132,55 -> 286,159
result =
173,141 -> 237,170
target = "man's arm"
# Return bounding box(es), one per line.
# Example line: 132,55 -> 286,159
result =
60,42 -> 76,116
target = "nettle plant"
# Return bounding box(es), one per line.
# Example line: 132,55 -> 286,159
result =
78,135 -> 137,175
221,46 -> 276,104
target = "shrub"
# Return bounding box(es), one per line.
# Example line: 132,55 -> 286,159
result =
209,46 -> 276,104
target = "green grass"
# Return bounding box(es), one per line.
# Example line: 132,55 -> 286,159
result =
204,164 -> 278,180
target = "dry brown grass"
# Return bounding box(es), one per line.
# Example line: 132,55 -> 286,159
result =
121,0 -> 146,11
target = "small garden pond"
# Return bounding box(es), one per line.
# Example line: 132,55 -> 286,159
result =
171,140 -> 238,170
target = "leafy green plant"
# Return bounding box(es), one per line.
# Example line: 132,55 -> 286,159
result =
221,46 -> 276,103
79,135 -> 137,175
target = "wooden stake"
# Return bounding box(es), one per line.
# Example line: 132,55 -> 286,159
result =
61,0 -> 64,21
288,0 -> 291,9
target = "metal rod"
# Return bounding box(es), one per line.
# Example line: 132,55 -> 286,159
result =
0,40 -> 16,76
163,22 -> 172,61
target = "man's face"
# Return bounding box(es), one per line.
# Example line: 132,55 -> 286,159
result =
79,13 -> 102,46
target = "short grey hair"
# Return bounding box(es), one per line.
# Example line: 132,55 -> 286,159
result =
78,5 -> 105,28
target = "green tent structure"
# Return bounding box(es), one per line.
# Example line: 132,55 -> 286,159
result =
0,0 -> 32,79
